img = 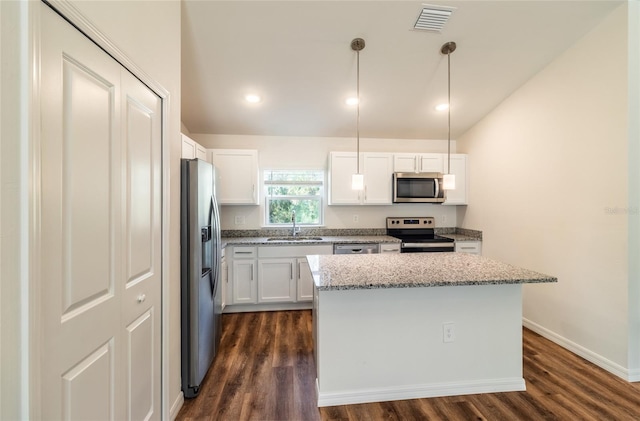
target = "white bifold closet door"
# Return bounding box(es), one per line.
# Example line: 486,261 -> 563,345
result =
39,4 -> 162,420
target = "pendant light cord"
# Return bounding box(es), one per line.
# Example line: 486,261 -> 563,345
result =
447,49 -> 451,175
356,48 -> 360,174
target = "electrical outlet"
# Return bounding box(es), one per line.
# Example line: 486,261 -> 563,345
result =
234,215 -> 245,225
441,215 -> 447,225
443,322 -> 455,343
353,215 -> 359,223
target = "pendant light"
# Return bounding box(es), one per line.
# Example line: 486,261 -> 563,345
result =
351,38 -> 365,190
441,41 -> 456,190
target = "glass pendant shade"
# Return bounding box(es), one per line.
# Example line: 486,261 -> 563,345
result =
352,173 -> 364,190
443,173 -> 456,190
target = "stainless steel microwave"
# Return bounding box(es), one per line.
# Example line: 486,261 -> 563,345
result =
393,172 -> 445,203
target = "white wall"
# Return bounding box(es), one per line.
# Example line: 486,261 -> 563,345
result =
190,133 -> 460,230
457,4 -> 637,378
1,2 -> 24,418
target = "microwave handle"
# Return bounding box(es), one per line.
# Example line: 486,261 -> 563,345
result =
434,177 -> 440,199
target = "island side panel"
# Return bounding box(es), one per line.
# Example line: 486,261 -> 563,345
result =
314,284 -> 525,407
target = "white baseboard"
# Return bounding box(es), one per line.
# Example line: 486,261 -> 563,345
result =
522,318 -> 634,382
169,392 -> 184,421
315,377 -> 526,407
223,302 -> 312,313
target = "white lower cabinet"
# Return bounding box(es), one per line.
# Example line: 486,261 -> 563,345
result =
221,249 -> 228,309
257,244 -> 333,303
227,244 -> 332,310
258,258 -> 296,303
230,247 -> 257,304
297,258 -> 314,301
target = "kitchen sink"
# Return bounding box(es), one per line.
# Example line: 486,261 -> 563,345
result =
266,236 -> 324,241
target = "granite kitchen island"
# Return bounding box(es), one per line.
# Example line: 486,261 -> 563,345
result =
307,252 -> 556,407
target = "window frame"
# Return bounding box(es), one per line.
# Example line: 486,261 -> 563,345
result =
263,169 -> 325,227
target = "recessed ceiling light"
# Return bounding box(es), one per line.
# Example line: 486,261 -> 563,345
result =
245,94 -> 261,103
345,97 -> 359,106
435,103 -> 449,111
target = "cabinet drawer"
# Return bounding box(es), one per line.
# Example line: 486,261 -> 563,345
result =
232,246 -> 257,258
258,245 -> 333,258
455,241 -> 481,255
379,243 -> 401,253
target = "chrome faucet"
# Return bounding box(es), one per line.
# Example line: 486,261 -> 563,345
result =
291,210 -> 301,237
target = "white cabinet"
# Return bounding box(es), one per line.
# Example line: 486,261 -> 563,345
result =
230,247 -> 257,304
258,258 -> 296,303
379,243 -> 401,254
181,133 -> 207,160
328,152 -> 393,205
328,152 -> 360,205
297,258 -> 314,301
221,248 -> 228,310
455,241 -> 482,255
443,154 -> 468,205
256,244 -> 332,304
393,153 -> 443,173
361,153 -> 393,204
208,149 -> 259,205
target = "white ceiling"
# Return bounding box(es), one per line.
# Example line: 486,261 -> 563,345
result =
181,1 -> 622,139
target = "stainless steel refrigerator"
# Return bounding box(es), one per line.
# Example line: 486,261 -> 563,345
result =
181,158 -> 222,398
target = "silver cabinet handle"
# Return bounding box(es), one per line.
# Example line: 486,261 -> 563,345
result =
137,294 -> 146,303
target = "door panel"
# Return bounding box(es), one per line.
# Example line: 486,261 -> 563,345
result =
61,56 -> 115,318
125,92 -> 155,285
61,341 -> 114,420
126,310 -> 154,421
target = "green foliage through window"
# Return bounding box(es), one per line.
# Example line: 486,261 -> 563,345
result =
264,170 -> 324,225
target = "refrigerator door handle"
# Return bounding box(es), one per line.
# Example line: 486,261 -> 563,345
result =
209,195 -> 222,299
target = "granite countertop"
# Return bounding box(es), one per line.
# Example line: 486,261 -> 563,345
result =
221,235 -> 401,247
440,234 -> 480,242
307,252 -> 557,291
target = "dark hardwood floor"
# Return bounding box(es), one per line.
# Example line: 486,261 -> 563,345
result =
176,310 -> 640,420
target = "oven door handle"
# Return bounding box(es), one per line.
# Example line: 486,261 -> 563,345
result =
402,242 -> 453,248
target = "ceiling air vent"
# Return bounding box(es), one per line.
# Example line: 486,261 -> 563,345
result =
413,6 -> 454,33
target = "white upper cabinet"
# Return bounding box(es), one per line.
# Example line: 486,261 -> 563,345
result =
393,153 -> 443,173
181,133 -> 208,160
442,154 -> 468,205
361,153 -> 393,205
328,152 -> 393,205
208,149 -> 259,205
328,152 -> 360,205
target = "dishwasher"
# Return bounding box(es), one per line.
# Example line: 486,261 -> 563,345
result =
333,244 -> 379,254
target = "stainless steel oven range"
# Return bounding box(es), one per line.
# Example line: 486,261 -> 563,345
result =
386,217 -> 454,253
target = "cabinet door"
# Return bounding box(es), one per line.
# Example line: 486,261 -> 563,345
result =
181,134 -> 197,159
443,154 -> 468,205
232,260 -> 257,304
297,258 -> 314,302
221,255 -> 228,310
195,143 -> 208,161
209,149 -> 259,204
328,152 -> 360,205
393,154 -> 419,172
362,153 -> 393,205
258,259 -> 296,303
419,154 -> 444,173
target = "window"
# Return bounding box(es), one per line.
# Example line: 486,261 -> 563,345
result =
264,170 -> 324,226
